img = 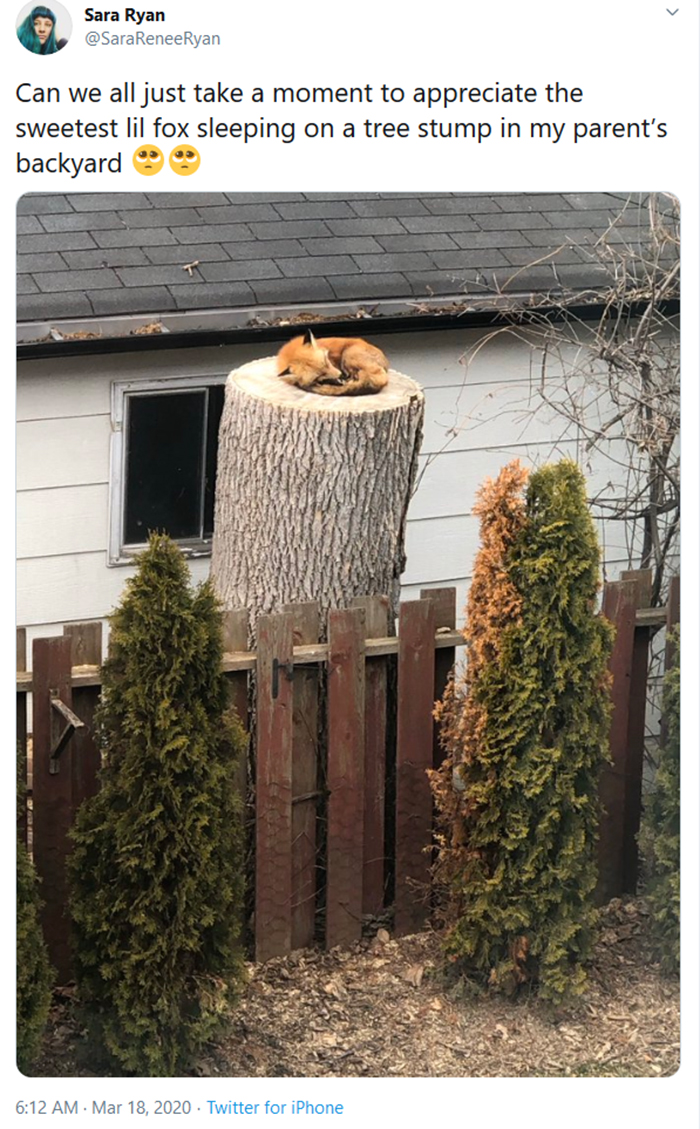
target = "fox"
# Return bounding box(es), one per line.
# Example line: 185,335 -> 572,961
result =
276,330 -> 389,396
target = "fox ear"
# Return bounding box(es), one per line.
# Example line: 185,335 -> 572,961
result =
304,329 -> 317,347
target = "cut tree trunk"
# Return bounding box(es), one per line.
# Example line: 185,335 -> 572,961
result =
211,356 -> 424,639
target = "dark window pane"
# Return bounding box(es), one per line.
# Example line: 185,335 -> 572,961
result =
124,392 -> 205,543
203,384 -> 225,539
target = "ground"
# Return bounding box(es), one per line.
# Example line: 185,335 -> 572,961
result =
32,898 -> 678,1079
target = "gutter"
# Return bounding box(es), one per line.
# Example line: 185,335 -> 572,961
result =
16,297 -> 679,361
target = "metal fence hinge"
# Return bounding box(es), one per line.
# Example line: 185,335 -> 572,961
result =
271,657 -> 295,699
49,693 -> 85,774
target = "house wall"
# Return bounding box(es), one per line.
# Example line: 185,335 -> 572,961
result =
17,324 -> 659,653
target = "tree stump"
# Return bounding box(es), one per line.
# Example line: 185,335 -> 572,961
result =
211,356 -> 425,637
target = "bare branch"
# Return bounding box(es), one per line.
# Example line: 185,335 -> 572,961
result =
451,193 -> 680,606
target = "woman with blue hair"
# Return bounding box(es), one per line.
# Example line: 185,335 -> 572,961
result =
17,6 -> 68,54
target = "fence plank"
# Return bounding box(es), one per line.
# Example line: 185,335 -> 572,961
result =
420,588 -> 457,770
223,609 -> 250,731
665,574 -> 680,667
255,612 -> 295,961
597,580 -> 638,904
17,629 -> 27,846
221,609 -> 250,950
659,575 -> 680,752
64,622 -> 102,812
326,607 -> 365,949
395,599 -> 435,936
283,602 -> 320,951
353,595 -> 389,916
32,635 -> 74,981
620,571 -> 652,893
222,608 -> 250,810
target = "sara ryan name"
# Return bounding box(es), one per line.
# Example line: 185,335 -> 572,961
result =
84,8 -> 165,21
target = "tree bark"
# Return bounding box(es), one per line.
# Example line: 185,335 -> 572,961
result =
211,357 -> 424,639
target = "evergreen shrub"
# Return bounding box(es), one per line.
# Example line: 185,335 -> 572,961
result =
431,460 -> 614,1001
17,771 -> 53,1074
644,626 -> 680,973
69,534 -> 246,1075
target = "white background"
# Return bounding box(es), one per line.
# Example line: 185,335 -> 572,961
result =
6,2 -> 698,1125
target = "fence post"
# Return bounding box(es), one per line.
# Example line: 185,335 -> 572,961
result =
326,607 -> 365,949
32,635 -> 75,982
63,622 -> 103,812
283,602 -> 320,952
619,571 -> 652,893
395,598 -> 435,936
420,588 -> 457,770
597,579 -> 639,904
255,611 -> 295,961
353,595 -> 390,917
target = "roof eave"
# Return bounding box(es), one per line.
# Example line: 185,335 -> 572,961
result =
16,294 -> 679,361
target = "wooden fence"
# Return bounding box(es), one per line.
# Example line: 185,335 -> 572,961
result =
16,574 -> 679,983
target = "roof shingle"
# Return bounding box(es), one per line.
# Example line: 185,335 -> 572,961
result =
16,191 -> 659,327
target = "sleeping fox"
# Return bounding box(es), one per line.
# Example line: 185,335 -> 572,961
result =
276,330 -> 389,396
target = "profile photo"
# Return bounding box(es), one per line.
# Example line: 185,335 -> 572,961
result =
16,2 -> 71,54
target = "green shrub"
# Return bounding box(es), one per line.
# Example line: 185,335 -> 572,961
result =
69,534 -> 246,1075
644,626 -> 680,973
17,755 -> 53,1074
17,841 -> 53,1074
432,460 -> 613,1001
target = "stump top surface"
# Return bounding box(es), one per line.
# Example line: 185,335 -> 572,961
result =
229,357 -> 424,413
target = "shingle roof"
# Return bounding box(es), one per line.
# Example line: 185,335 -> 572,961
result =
17,191 -> 662,328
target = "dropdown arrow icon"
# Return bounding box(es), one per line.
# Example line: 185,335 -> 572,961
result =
666,7 -> 678,13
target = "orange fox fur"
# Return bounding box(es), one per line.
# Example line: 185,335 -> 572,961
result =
276,330 -> 389,396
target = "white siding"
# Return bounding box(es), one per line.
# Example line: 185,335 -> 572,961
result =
17,554 -> 212,652
17,416 -> 111,491
17,367 -> 109,422
16,326 -> 659,636
17,484 -> 108,559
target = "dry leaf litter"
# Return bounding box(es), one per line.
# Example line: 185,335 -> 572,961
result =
33,898 -> 678,1078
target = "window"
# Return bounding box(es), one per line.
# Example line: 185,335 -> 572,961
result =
109,377 -> 226,563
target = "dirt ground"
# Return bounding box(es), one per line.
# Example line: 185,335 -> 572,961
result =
33,898 -> 679,1079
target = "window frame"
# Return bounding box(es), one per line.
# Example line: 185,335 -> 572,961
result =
108,373 -> 228,565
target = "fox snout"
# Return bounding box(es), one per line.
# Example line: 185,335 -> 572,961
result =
316,350 -> 343,380
277,335 -> 344,387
